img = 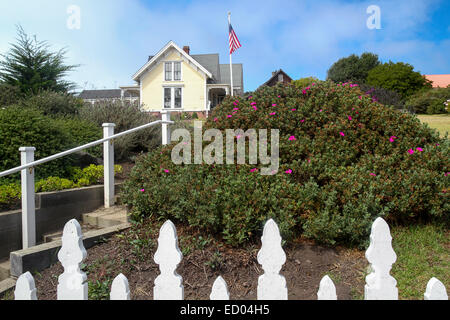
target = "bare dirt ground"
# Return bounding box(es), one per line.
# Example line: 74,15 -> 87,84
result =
21,218 -> 368,300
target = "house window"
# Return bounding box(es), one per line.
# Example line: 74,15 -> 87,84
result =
163,87 -> 182,109
164,63 -> 172,81
164,61 -> 182,81
174,62 -> 181,80
278,74 -> 283,82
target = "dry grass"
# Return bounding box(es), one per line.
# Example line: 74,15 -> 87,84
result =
417,114 -> 450,137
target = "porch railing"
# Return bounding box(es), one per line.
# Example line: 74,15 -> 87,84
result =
0,111 -> 173,249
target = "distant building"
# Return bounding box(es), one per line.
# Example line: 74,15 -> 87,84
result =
424,74 -> 450,88
259,69 -> 292,88
78,87 -> 140,105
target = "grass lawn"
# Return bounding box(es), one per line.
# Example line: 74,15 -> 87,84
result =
417,114 -> 450,137
390,224 -> 449,300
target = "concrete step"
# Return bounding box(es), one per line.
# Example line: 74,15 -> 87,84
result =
82,206 -> 124,226
0,260 -> 10,281
43,222 -> 100,243
97,211 -> 128,228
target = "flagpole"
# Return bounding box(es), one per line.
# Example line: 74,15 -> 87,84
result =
228,12 -> 234,96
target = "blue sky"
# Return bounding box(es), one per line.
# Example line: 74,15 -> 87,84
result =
0,0 -> 449,92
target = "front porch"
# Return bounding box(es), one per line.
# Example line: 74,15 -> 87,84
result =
207,84 -> 230,111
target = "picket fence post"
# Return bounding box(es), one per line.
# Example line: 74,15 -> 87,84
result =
102,123 -> 115,208
424,277 -> 448,300
317,275 -> 337,300
57,219 -> 88,300
210,276 -> 230,300
153,220 -> 184,300
257,219 -> 288,300
14,271 -> 37,300
110,273 -> 131,300
364,217 -> 398,300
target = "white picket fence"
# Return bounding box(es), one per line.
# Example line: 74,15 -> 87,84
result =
14,217 -> 448,300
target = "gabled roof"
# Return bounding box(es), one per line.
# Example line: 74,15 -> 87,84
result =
78,89 -> 121,100
219,64 -> 243,89
260,69 -> 292,87
191,54 -> 221,81
133,41 -> 213,81
424,74 -> 450,88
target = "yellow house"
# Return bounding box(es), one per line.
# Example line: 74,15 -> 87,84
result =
130,41 -> 243,117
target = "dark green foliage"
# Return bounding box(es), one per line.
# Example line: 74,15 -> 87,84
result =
406,87 -> 450,114
18,90 -> 84,116
367,62 -> 432,100
0,106 -> 75,181
357,83 -> 405,109
327,52 -> 380,83
0,26 -> 78,95
121,82 -> 449,248
79,101 -> 161,161
0,83 -> 22,106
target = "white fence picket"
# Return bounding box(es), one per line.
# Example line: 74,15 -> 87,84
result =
13,216 -> 447,301
424,277 -> 448,300
14,271 -> 37,300
153,220 -> 184,300
317,275 -> 337,300
257,219 -> 288,300
57,219 -> 88,300
110,273 -> 131,300
210,276 -> 230,300
364,217 -> 398,300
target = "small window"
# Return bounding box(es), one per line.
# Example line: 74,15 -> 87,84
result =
164,63 -> 172,81
164,88 -> 171,108
174,88 -> 182,108
278,74 -> 283,82
174,62 -> 181,80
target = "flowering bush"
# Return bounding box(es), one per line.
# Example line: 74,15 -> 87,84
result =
121,81 -> 449,248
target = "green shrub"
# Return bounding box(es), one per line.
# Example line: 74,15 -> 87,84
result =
292,77 -> 320,89
0,84 -> 22,107
0,183 -> 21,210
79,101 -> 161,161
406,87 -> 450,114
121,81 -> 449,248
18,90 -> 83,116
35,177 -> 74,192
0,106 -> 75,181
357,83 -> 405,109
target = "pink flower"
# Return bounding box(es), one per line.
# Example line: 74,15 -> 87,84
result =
236,135 -> 242,139
248,96 -> 253,99
139,188 -> 145,192
408,149 -> 414,155
319,109 -> 323,112
232,111 -> 238,114
369,173 -> 376,176
233,102 -> 238,106
227,115 -> 232,118
389,136 -> 397,142
233,107 -> 239,110
339,132 -> 345,137
291,108 -> 297,111
272,103 -> 277,107
164,169 -> 170,173
355,111 -> 359,114
270,112 -> 276,115
302,90 -> 307,95
214,117 -> 218,122
250,168 -> 258,173
277,95 -> 281,98
416,147 -> 423,152
348,116 -> 352,121
312,83 -> 316,86
285,169 -> 292,174
307,159 -> 311,163
252,106 -> 258,111
352,107 -> 355,110
250,101 -> 257,105
358,96 -> 362,100
444,172 -> 449,176
288,135 -> 296,141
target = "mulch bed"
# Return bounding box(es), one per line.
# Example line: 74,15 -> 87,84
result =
24,218 -> 368,300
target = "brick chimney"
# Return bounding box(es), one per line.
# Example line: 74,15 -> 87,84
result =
183,46 -> 190,55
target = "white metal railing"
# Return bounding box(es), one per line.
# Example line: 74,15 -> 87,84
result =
0,110 -> 173,249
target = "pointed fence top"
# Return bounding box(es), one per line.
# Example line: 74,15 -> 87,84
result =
210,276 -> 230,300
110,273 -> 130,300
154,220 -> 183,267
257,219 -> 286,274
424,277 -> 448,300
58,219 -> 87,269
14,271 -> 37,300
365,217 -> 396,266
317,275 -> 337,300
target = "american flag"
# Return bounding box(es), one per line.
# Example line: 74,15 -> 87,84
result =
228,23 -> 241,54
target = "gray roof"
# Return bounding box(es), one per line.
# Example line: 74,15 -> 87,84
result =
219,64 -> 243,90
191,54 -> 221,82
78,89 -> 121,100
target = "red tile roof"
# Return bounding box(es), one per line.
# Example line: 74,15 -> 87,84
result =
424,74 -> 450,88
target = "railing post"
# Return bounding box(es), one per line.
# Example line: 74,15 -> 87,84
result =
19,147 -> 36,249
102,123 -> 115,208
161,111 -> 171,145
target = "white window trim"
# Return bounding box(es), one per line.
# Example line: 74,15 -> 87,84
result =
163,61 -> 183,82
162,86 -> 183,109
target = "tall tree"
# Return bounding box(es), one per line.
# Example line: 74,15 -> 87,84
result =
366,61 -> 432,100
0,25 -> 78,95
326,52 -> 380,84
